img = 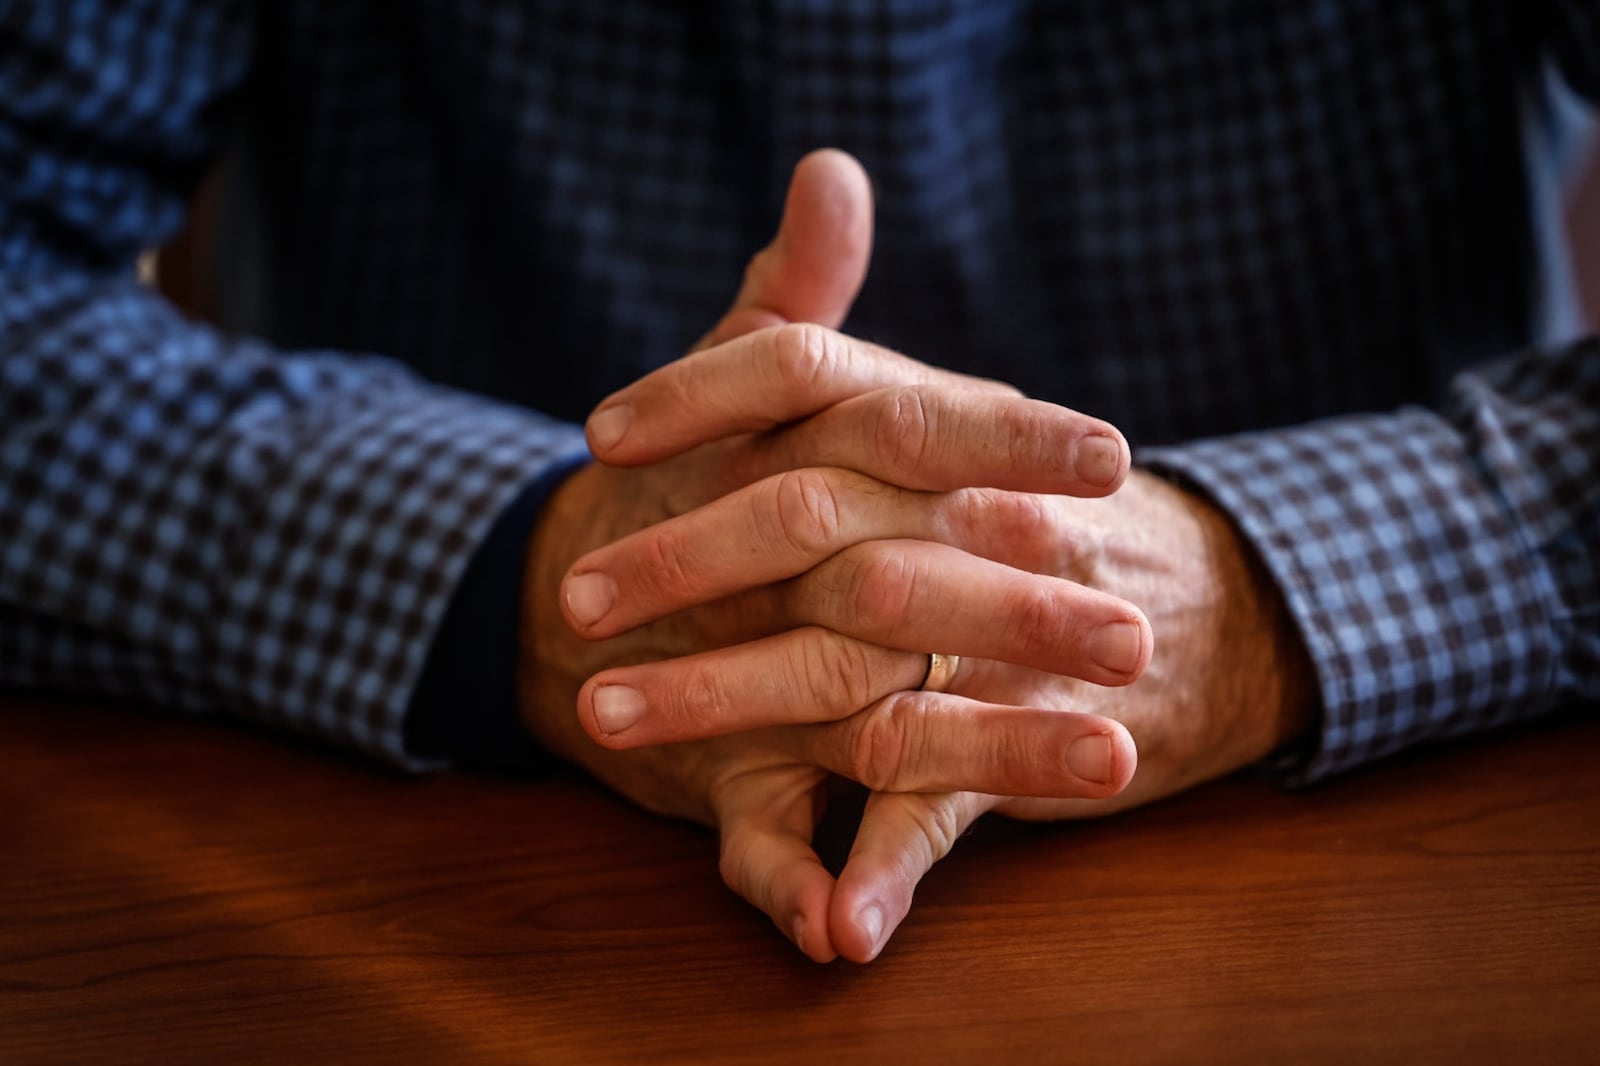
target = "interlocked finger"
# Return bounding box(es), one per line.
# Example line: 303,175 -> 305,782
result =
795,690 -> 1138,800
585,323 -> 1022,465
745,383 -> 1129,496
579,626 -> 1135,800
783,539 -> 1152,685
563,467 -> 944,638
578,626 -> 934,746
561,468 -> 1114,641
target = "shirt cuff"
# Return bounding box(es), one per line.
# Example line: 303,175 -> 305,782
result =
1144,408 -> 1566,787
404,453 -> 590,771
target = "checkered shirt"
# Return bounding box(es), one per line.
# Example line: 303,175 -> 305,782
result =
2,0 -> 1597,781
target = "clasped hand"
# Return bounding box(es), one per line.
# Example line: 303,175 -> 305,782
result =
519,151 -> 1311,964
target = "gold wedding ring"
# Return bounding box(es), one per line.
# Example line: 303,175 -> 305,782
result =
919,652 -> 960,693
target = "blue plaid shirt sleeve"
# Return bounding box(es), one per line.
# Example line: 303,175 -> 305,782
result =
1146,337 -> 1600,785
0,0 -> 589,767
1146,0 -> 1600,785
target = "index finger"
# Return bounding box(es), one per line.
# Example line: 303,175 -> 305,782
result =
584,323 -> 1020,465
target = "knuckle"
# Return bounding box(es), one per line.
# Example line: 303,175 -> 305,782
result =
661,356 -> 710,414
841,545 -> 921,635
906,796 -> 965,863
1006,408 -> 1055,470
848,693 -> 924,791
633,529 -> 699,601
1053,523 -> 1097,583
792,628 -> 876,714
1005,492 -> 1061,553
988,724 -> 1050,792
767,468 -> 847,558
670,660 -> 733,735
939,486 -> 990,537
1001,581 -> 1069,655
769,322 -> 842,396
873,386 -> 936,473
945,488 -> 1058,561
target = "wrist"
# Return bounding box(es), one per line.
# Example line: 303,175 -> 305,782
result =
1175,473 -> 1319,759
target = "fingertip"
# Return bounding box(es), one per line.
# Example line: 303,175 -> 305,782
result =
1109,722 -> 1139,793
573,679 -> 606,747
829,863 -> 909,963
1065,722 -> 1139,797
585,402 -> 634,457
790,903 -> 840,964
777,148 -> 874,324
792,148 -> 873,228
797,146 -> 866,175
827,792 -> 988,962
853,902 -> 890,963
830,892 -> 904,964
1071,428 -> 1131,495
1124,606 -> 1155,681
559,569 -> 618,637
575,676 -> 646,748
1088,607 -> 1155,687
1133,607 -> 1154,677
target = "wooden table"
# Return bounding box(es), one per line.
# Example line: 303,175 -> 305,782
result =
2,697 -> 1596,1064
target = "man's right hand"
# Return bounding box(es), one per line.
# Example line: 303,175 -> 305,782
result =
517,151 -> 1149,962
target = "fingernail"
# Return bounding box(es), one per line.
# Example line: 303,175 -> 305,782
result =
565,572 -> 617,627
791,913 -> 807,948
856,904 -> 885,958
1067,733 -> 1113,784
1075,434 -> 1123,487
587,404 -> 633,451
1089,620 -> 1143,675
593,684 -> 646,735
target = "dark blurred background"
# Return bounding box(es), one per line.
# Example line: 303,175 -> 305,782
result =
1571,140 -> 1600,328
153,130 -> 1599,336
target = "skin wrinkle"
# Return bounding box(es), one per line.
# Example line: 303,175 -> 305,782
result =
803,627 -> 878,716
998,580 -> 1078,670
877,386 -> 936,481
846,693 -> 920,792
831,543 -> 920,640
631,521 -> 701,613
769,467 -> 847,561
670,658 -> 734,738
771,322 -> 845,400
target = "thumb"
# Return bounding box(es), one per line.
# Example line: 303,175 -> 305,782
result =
693,148 -> 874,352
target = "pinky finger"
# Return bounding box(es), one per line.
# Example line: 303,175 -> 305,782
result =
828,790 -> 996,963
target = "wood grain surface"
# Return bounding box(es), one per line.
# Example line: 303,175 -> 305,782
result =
2,697 -> 1596,1065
